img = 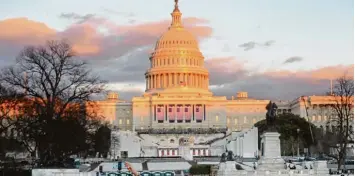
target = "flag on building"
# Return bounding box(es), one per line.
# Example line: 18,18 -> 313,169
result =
177,105 -> 183,121
168,105 -> 175,121
184,105 -> 192,121
195,105 -> 203,121
157,106 -> 164,121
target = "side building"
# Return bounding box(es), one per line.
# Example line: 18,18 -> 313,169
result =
283,95 -> 354,129
86,92 -> 133,131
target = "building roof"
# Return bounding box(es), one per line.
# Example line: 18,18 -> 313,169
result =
152,0 -> 200,58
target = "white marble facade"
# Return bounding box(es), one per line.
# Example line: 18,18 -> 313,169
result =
110,127 -> 259,160
226,127 -> 259,158
132,95 -> 228,131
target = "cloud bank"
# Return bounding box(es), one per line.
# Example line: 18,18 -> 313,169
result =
0,16 -> 352,101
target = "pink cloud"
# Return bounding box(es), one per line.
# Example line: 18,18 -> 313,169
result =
101,17 -> 212,40
0,16 -> 213,57
59,24 -> 102,55
263,64 -> 354,80
0,18 -> 56,44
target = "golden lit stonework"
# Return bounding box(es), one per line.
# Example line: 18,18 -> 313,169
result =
144,0 -> 210,96
131,1 -> 225,131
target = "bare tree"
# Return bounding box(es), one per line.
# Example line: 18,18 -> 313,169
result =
0,84 -> 26,156
0,40 -> 106,166
326,75 -> 354,170
111,131 -> 120,159
0,84 -> 24,136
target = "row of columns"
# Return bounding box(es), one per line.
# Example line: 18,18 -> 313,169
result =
157,148 -> 210,157
154,104 -> 205,122
158,148 -> 179,157
146,73 -> 208,90
151,57 -> 203,67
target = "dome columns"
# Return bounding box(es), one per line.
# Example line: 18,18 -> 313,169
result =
144,1 -> 210,93
146,72 -> 208,90
150,57 -> 204,68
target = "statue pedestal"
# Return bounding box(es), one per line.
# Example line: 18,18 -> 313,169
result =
314,161 -> 329,175
179,146 -> 193,161
217,161 -> 238,176
257,132 -> 285,171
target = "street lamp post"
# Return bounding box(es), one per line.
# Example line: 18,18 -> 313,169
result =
297,128 -> 300,158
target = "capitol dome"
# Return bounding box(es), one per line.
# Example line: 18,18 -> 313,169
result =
151,1 -> 202,59
144,0 -> 211,96
153,26 -> 199,53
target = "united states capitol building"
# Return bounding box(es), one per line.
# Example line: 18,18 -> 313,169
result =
87,1 -> 343,161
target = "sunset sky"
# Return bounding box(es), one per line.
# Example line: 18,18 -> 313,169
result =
0,0 -> 353,100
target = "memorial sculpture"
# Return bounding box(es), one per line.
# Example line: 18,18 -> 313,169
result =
220,150 -> 234,162
258,101 -> 285,170
265,101 -> 278,131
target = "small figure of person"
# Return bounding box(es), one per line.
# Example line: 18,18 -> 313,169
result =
288,160 -> 296,170
253,162 -> 256,170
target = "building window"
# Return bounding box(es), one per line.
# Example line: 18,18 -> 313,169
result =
244,116 -> 247,124
312,116 -> 316,121
234,119 -> 238,125
127,119 -> 130,125
140,116 -> 143,122
318,115 -> 322,121
215,116 -> 219,122
253,118 -> 256,124
170,139 -> 175,143
119,119 -> 122,125
227,118 -> 230,124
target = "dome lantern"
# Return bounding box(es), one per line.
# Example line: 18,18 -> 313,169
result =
170,0 -> 182,29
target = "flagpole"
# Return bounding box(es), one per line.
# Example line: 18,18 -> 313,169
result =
330,79 -> 333,95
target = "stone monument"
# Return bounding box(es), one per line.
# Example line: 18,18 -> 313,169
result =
178,137 -> 193,161
217,150 -> 239,176
313,160 -> 329,175
257,101 -> 285,170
